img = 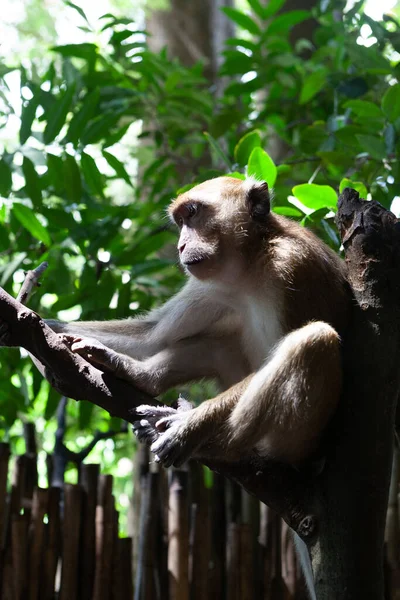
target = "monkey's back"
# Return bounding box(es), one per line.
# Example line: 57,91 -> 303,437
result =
265,214 -> 351,337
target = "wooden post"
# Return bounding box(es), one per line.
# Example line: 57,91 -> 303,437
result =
28,487 -> 48,600
189,462 -> 210,600
60,484 -> 83,600
80,463 -> 99,600
12,514 -> 29,600
168,468 -> 189,600
93,475 -> 114,600
43,486 -> 61,600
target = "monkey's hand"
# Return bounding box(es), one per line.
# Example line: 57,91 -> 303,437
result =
60,334 -> 122,373
133,398 -> 199,467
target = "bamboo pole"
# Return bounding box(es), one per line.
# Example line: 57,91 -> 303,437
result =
226,522 -> 240,600
43,486 -> 61,600
240,491 -> 255,600
93,475 -> 114,600
59,484 -> 83,600
28,487 -> 48,600
168,468 -> 189,600
12,514 -> 29,600
189,462 -> 210,600
80,463 -> 100,600
209,473 -> 226,599
0,444 -> 10,550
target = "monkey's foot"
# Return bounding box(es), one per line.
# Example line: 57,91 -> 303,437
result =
133,401 -> 199,467
61,334 -> 120,371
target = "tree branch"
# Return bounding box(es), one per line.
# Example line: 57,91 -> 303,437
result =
0,286 -> 158,422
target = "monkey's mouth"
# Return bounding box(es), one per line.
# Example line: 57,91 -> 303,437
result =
184,257 -> 206,266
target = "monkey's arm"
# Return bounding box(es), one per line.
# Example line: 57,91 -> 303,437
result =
47,279 -> 229,360
63,327 -> 247,396
134,321 -> 342,467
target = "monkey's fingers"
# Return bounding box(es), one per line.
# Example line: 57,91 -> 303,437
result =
132,419 -> 159,445
69,338 -> 119,371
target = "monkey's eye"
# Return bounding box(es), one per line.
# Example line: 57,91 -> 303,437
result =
186,203 -> 198,218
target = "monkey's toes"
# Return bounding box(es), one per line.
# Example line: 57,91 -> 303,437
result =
176,396 -> 194,412
136,404 -> 178,421
150,427 -> 195,468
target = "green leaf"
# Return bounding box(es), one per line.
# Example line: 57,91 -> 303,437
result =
103,151 -> 132,187
43,85 -> 75,144
273,206 -> 303,217
81,152 -> 105,198
225,171 -> 245,180
266,10 -> 310,35
65,1 -> 90,25
246,0 -> 265,19
117,231 -> 174,266
20,95 -> 39,145
22,157 -> 42,207
46,153 -> 65,194
300,70 -> 327,104
52,43 -> 97,60
356,134 -> 386,160
66,88 -> 100,146
247,148 -> 277,187
79,400 -> 94,429
63,154 -> 82,203
81,113 -> 121,145
292,184 -> 337,210
203,132 -> 231,168
263,0 -> 286,18
382,84 -> 400,122
0,159 -> 12,197
221,8 -> 261,36
13,203 -> 51,246
339,179 -> 368,198
234,130 -> 261,167
344,100 -> 382,119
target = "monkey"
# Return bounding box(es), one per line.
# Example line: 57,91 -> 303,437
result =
46,176 -> 350,469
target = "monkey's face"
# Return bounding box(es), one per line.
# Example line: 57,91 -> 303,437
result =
169,176 -> 270,282
174,208 -> 224,280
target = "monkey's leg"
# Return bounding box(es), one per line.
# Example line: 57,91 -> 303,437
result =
141,321 -> 342,467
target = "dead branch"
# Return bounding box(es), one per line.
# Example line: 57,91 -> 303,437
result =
0,286 -> 157,422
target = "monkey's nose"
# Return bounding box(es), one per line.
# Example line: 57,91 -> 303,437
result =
179,243 -> 186,254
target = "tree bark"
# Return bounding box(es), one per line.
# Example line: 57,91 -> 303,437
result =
146,0 -> 234,87
310,190 -> 400,598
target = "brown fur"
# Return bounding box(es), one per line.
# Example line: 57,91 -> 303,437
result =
49,176 -> 351,467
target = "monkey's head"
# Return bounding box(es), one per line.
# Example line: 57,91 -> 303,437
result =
169,177 -> 271,281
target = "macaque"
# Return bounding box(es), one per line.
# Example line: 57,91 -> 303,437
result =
48,177 -> 350,468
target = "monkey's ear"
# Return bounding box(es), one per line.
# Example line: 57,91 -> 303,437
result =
245,180 -> 271,223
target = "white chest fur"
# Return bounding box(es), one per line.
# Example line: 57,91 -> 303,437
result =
241,294 -> 283,369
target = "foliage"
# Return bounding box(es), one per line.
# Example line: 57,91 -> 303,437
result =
0,0 -> 399,457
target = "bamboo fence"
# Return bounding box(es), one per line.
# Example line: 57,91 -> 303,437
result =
0,440 -> 399,599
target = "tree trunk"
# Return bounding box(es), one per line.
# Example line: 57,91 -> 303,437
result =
309,190 -> 400,598
146,0 -> 234,87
